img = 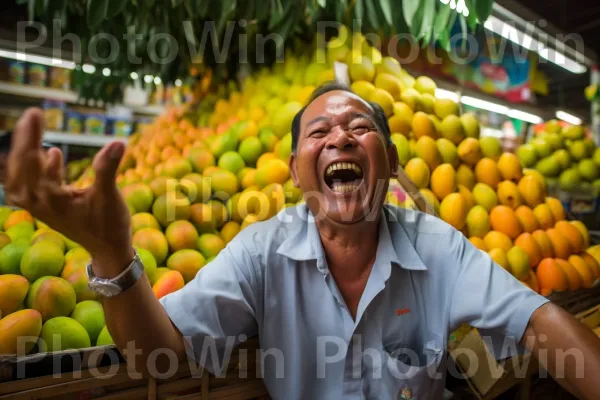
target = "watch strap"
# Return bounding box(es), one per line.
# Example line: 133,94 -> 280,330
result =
86,250 -> 145,297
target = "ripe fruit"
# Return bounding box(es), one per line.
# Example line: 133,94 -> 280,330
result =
0,309 -> 42,355
523,270 -> 540,293
152,192 -> 191,227
167,249 -> 206,283
460,113 -> 480,139
545,197 -> 565,222
211,170 -> 240,200
39,317 -> 91,352
0,274 -> 29,317
238,137 -> 263,166
439,193 -> 467,230
532,230 -> 554,259
26,277 -> 76,321
152,270 -> 185,299
532,204 -> 554,230
0,242 -> 29,275
96,325 -> 114,346
570,221 -> 590,248
457,138 -> 482,166
255,159 -> 289,188
484,231 -> 513,253
518,175 -> 544,208
436,138 -> 459,167
131,212 -> 161,233
20,241 -> 65,282
497,153 -> 523,182
430,164 -> 457,200
419,189 -> 440,214
475,158 -> 502,189
197,233 -> 226,259
122,183 -> 155,213
165,220 -> 199,252
220,221 -> 241,244
555,259 -> 582,291
456,164 -> 476,190
180,173 -> 212,204
132,228 -> 169,265
489,206 -> 522,239
536,258 -> 568,296
479,137 -> 503,161
581,252 -> 600,283
404,158 -> 430,189
472,183 -> 498,211
507,246 -> 530,280
4,210 -> 34,231
187,147 -> 215,173
136,247 -> 158,284
466,206 -> 490,238
514,233 -> 542,268
488,248 -> 511,272
434,99 -> 459,119
371,89 -> 395,115
469,237 -> 487,251
555,221 -> 584,254
497,181 -> 523,209
439,115 -> 465,145
412,112 -> 437,139
568,255 -> 594,289
546,228 -> 572,259
458,185 -> 476,211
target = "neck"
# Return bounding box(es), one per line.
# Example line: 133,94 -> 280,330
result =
317,217 -> 379,277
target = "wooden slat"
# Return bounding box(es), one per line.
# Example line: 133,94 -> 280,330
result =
395,168 -> 437,216
95,386 -> 149,400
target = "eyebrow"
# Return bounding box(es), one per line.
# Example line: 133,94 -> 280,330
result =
305,116 -> 331,129
347,111 -> 376,123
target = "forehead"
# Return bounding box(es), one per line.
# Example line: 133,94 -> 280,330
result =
300,90 -> 374,130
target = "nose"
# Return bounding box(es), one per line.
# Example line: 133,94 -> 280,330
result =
326,127 -> 357,150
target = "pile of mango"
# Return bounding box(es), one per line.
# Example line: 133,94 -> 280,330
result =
2,28 -> 600,356
518,120 -> 600,193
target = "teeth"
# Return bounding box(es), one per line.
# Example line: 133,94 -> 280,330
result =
331,182 -> 359,193
325,162 -> 363,177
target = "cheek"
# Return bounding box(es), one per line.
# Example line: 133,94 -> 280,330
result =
296,147 -> 321,186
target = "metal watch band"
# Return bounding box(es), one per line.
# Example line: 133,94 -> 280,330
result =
86,250 -> 145,298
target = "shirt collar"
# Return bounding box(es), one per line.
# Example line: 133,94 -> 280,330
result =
275,204 -> 428,272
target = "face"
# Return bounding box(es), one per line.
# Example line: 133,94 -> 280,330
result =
290,90 -> 398,225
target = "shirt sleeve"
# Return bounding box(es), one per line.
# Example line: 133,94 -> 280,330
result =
159,239 -> 260,374
446,228 -> 549,359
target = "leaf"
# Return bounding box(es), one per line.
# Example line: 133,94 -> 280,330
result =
378,0 -> 392,26
402,0 -> 421,28
171,0 -> 184,7
107,0 -> 127,17
317,0 -> 326,8
465,0 -> 477,31
365,0 -> 380,31
475,0 -> 493,23
434,3 -> 452,39
28,0 -> 36,20
196,0 -> 210,17
87,0 -> 109,29
418,0 -> 435,43
353,0 -> 364,22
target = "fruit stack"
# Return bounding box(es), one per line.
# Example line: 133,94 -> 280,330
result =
517,120 -> 600,194
337,37 -> 600,296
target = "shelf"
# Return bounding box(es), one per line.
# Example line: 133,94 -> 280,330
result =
129,104 -> 165,116
43,132 -> 128,147
0,82 -> 78,102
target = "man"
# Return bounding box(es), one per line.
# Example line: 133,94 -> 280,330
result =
6,84 -> 600,399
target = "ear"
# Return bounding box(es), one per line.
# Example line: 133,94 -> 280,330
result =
387,143 -> 399,178
289,152 -> 300,188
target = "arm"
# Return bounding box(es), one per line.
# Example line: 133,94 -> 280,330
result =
521,302 -> 600,400
6,109 -> 185,372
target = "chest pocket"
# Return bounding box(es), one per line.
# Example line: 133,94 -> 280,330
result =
365,339 -> 445,400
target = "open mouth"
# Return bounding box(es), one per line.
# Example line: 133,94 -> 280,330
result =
324,162 -> 364,194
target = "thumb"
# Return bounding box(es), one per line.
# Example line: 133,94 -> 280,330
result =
93,141 -> 125,191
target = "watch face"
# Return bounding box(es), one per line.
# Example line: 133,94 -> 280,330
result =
88,281 -> 122,297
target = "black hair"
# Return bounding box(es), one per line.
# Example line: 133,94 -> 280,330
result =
291,82 -> 392,152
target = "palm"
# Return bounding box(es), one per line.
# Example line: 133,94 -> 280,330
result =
5,109 -> 131,257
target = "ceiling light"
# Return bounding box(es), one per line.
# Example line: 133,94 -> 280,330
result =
461,96 -> 509,114
82,64 -> 96,74
483,15 -> 587,74
556,110 -> 582,125
175,79 -> 182,87
506,109 -> 543,124
153,76 -> 162,85
102,68 -> 111,77
130,72 -> 139,80
144,75 -> 154,83
0,49 -> 76,69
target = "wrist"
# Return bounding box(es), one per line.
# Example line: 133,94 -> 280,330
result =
91,247 -> 136,279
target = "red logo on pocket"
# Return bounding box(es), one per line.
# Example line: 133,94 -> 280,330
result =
396,308 -> 410,316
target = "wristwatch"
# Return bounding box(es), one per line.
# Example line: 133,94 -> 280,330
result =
86,249 -> 145,298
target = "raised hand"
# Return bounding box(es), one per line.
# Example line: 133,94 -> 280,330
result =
5,108 -> 133,277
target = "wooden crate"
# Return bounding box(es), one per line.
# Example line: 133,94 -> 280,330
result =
0,339 -> 268,400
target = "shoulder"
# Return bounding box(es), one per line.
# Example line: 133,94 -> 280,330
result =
383,204 -> 452,239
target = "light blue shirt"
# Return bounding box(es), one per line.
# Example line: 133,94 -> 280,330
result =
160,204 -> 548,399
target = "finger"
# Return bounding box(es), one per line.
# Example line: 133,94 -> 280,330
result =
6,108 -> 45,190
45,147 -> 64,183
92,141 -> 125,192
